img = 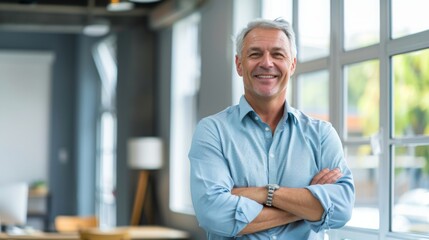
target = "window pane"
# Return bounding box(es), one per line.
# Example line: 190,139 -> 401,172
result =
98,112 -> 117,228
286,80 -> 292,106
297,70 -> 329,121
344,0 -> 379,50
392,145 -> 429,234
345,145 -> 379,230
392,49 -> 429,138
392,0 -> 429,39
345,60 -> 380,138
298,0 -> 330,61
170,13 -> 200,215
261,0 -> 292,24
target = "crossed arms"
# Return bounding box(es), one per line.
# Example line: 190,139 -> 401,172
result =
232,168 -> 342,235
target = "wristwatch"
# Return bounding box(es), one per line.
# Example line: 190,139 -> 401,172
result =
265,184 -> 280,207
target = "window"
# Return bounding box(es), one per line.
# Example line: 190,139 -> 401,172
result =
297,0 -> 330,61
392,49 -> 429,138
344,0 -> 379,50
345,144 -> 379,230
392,145 -> 429,234
342,60 -> 381,232
392,0 -> 429,39
391,49 -> 429,234
93,36 -> 117,228
261,0 -> 292,23
97,111 -> 116,228
297,70 -> 329,121
169,13 -> 201,215
345,60 -> 380,138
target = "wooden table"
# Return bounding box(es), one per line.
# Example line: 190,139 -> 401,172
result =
0,226 -> 190,240
118,226 -> 190,239
0,232 -> 77,240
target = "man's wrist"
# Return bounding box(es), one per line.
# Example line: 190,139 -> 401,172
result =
265,184 -> 280,206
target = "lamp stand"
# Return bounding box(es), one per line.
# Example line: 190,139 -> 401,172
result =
130,170 -> 149,226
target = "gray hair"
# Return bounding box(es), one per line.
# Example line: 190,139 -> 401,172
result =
235,18 -> 297,59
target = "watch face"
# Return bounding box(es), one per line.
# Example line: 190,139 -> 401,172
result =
267,184 -> 279,190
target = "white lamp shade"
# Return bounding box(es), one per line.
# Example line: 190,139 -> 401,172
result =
127,137 -> 163,170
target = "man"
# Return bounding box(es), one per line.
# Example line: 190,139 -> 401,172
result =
189,18 -> 355,239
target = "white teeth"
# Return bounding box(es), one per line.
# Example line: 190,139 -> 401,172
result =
256,75 -> 275,79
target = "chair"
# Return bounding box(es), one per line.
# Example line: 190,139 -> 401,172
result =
79,229 -> 130,240
54,215 -> 98,232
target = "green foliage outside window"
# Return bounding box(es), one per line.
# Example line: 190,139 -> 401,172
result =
347,60 -> 380,139
346,50 -> 429,174
393,49 -> 429,174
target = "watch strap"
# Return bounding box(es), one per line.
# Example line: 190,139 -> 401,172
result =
265,184 -> 279,207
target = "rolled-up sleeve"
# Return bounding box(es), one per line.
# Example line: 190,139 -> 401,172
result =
305,124 -> 355,232
189,118 -> 263,237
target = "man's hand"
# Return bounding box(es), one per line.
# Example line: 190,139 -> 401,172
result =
310,168 -> 342,185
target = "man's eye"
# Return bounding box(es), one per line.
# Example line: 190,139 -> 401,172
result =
248,53 -> 260,58
273,53 -> 285,58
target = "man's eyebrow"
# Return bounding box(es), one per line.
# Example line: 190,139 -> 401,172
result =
271,47 -> 287,52
247,47 -> 287,52
246,47 -> 262,52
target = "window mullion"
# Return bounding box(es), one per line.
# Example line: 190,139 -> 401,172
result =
291,0 -> 299,106
387,30 -> 429,56
339,45 -> 379,66
379,0 -> 392,238
329,0 -> 343,136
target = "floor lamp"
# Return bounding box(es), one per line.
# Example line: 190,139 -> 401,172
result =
127,137 -> 163,226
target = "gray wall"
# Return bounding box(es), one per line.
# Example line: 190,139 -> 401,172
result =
198,0 -> 235,116
0,31 -> 79,220
0,24 -> 158,229
75,36 -> 102,216
0,31 -> 106,225
116,23 -> 158,226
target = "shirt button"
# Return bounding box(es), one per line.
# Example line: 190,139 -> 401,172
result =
265,127 -> 270,131
254,116 -> 259,121
272,236 -> 277,240
269,153 -> 275,158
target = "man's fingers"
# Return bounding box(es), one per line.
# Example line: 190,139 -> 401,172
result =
311,168 -> 342,185
319,168 -> 342,184
310,168 -> 329,185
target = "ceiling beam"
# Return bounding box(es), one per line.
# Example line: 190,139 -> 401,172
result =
0,3 -> 149,16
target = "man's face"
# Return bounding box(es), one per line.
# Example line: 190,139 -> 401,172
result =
236,28 -> 296,100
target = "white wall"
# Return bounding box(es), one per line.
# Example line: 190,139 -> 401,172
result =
0,51 -> 54,185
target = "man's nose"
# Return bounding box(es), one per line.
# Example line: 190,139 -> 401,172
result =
260,53 -> 274,68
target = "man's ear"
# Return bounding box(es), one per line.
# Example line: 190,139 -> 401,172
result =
235,55 -> 243,76
290,57 -> 297,76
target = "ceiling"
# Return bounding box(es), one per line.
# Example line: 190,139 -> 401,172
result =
0,0 -> 169,33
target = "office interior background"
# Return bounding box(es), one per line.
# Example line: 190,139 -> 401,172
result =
1,0 -> 429,239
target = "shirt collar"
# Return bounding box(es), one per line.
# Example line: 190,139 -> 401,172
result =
238,96 -> 254,121
238,95 -> 299,125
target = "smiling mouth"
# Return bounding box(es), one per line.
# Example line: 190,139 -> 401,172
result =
254,74 -> 277,79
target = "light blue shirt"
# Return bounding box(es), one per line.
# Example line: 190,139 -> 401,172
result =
189,96 -> 355,240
